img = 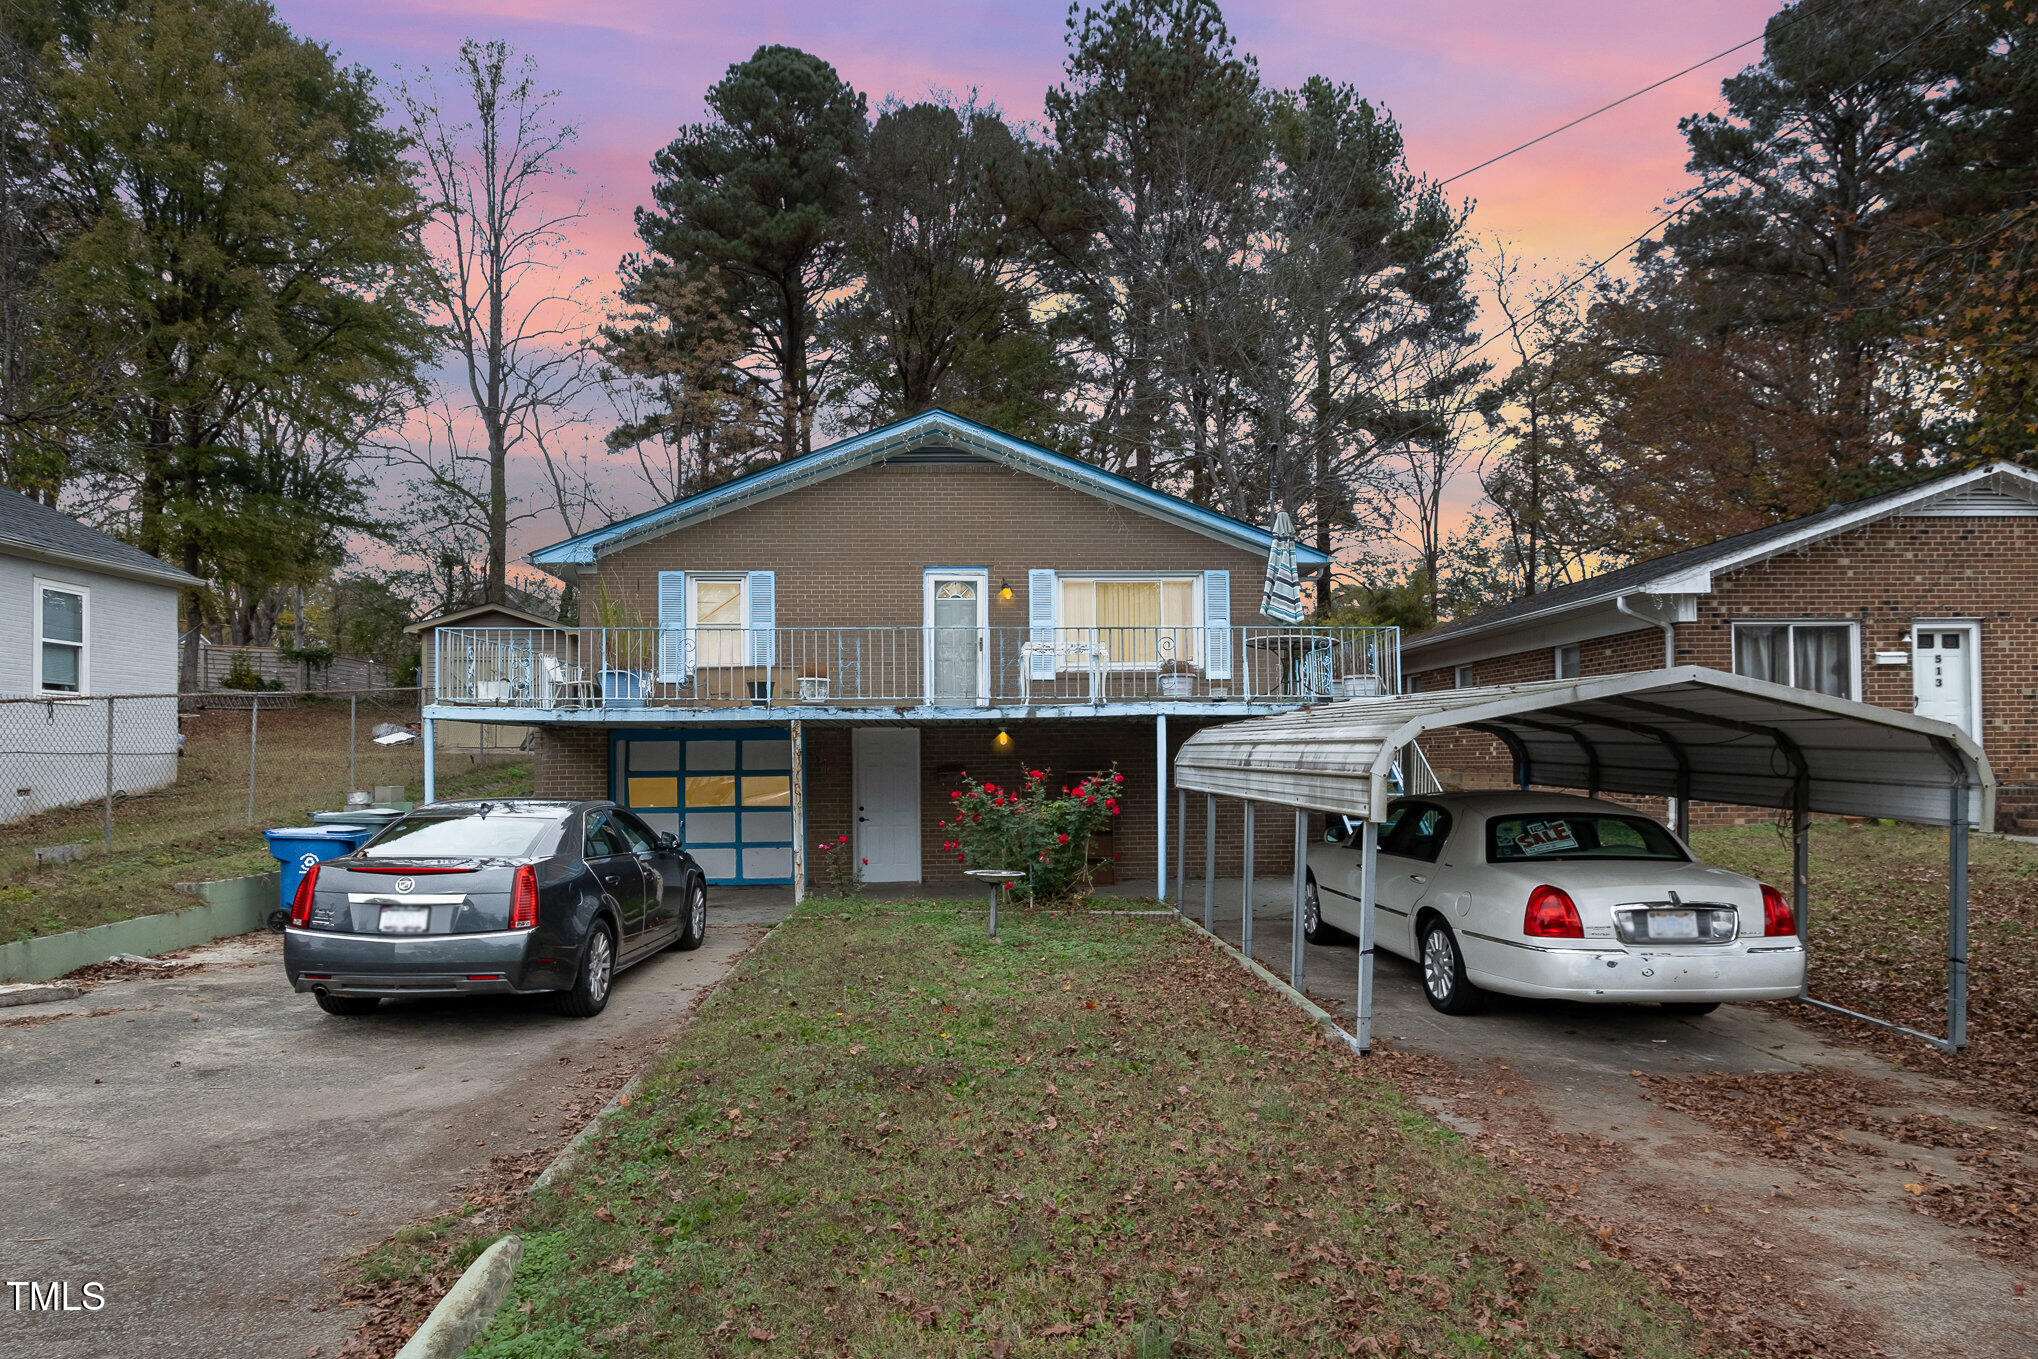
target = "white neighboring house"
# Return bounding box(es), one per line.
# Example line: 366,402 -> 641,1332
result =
0,487 -> 205,824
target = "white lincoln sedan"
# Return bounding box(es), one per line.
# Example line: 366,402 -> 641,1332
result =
1303,792 -> 1806,1016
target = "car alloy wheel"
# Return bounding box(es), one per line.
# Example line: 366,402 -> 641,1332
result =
1422,926 -> 1456,1003
690,885 -> 706,939
586,928 -> 613,1002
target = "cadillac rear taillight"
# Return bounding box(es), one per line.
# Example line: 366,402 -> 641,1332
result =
1524,884 -> 1584,938
510,863 -> 539,930
1760,884 -> 1797,937
289,862 -> 320,928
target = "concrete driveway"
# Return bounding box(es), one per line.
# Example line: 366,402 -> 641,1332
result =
0,891 -> 790,1359
1185,879 -> 2035,1359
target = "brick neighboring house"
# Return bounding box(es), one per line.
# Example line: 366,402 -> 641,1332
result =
425,409 -> 1399,890
1402,461 -> 2038,831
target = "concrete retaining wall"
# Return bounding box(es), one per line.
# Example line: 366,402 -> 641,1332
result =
0,870 -> 280,983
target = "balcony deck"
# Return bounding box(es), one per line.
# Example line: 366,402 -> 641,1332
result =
427,624 -> 1400,721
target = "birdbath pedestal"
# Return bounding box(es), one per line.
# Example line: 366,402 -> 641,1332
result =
964,868 -> 1027,937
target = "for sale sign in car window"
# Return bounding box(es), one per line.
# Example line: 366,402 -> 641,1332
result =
1514,819 -> 1579,856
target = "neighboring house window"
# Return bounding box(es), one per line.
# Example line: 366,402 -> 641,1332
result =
35,581 -> 87,694
1454,664 -> 1475,688
1733,622 -> 1855,698
689,576 -> 747,668
1554,643 -> 1581,679
1058,576 -> 1199,667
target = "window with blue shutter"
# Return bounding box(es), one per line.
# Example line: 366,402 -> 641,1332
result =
657,571 -> 689,682
1203,569 -> 1232,679
747,570 -> 777,665
1028,568 -> 1057,677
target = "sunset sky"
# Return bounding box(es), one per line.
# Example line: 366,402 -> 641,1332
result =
272,0 -> 1785,575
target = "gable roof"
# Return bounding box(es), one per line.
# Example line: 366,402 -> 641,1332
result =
0,486 -> 205,588
529,409 -> 1332,573
1406,460 -> 2038,658
403,602 -> 558,635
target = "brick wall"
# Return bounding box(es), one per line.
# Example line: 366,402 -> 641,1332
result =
530,716 -> 1296,890
1400,514 -> 2038,830
591,457 -> 1285,633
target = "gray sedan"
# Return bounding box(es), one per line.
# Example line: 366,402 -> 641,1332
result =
283,799 -> 707,1018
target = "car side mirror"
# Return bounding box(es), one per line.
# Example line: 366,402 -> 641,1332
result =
657,831 -> 682,851
1324,816 -> 1353,845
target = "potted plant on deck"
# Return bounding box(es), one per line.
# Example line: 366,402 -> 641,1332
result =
1157,658 -> 1201,698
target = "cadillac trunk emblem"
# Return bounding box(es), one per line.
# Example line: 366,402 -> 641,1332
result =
394,876 -> 415,893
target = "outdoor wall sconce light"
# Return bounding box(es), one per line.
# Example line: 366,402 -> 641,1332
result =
994,729 -> 1012,749
998,578 -> 1014,601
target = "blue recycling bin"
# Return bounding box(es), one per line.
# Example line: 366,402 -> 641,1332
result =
262,825 -> 376,912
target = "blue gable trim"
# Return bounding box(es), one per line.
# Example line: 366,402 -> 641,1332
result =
530,409 -> 1332,570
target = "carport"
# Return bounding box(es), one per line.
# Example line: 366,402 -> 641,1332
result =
1170,666 -> 1992,1054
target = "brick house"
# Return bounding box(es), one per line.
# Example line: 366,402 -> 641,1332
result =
1401,461 -> 2038,830
422,410 -> 1399,891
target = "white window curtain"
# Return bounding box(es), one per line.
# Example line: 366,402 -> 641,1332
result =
1733,623 -> 1851,698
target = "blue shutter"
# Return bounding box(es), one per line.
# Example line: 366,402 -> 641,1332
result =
747,570 -> 777,665
657,571 -> 689,682
1203,569 -> 1232,680
1028,568 -> 1058,678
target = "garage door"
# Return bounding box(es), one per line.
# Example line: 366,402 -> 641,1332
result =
613,729 -> 794,884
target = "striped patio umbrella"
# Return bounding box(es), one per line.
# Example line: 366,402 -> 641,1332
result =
1260,510 -> 1305,624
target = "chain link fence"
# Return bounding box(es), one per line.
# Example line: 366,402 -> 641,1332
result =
2,687 -> 532,848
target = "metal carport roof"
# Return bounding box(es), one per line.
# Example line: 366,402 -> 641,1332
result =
1174,666 -> 1991,828
1171,666 -> 1991,1055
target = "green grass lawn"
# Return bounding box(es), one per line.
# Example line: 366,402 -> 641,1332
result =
0,703 -> 532,944
1693,820 -> 2038,1114
388,900 -> 1711,1358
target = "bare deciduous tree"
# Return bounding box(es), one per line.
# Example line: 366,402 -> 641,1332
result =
399,39 -> 599,607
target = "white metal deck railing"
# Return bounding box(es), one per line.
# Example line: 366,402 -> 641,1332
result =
432,625 -> 1400,710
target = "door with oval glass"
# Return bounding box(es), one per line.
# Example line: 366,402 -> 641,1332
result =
1912,623 -> 1979,741
925,569 -> 989,705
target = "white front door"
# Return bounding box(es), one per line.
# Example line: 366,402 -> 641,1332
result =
853,728 -> 921,882
1913,624 -> 1980,740
924,570 -> 988,705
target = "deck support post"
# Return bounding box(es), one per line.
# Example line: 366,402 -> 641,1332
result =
1290,808 -> 1307,990
421,712 -> 435,803
1240,801 -> 1255,960
790,719 -> 806,906
1155,714 -> 1167,902
1203,795 -> 1216,931
1356,817 -> 1378,1053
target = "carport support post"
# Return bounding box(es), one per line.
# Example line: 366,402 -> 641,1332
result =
1290,808 -> 1307,989
1792,773 -> 1809,988
1356,817 -> 1377,1053
1948,785 -> 1969,1051
1240,801 -> 1255,960
349,694 -> 358,794
1175,787 -> 1187,910
1203,794 -> 1216,931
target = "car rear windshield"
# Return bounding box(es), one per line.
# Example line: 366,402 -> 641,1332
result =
1486,812 -> 1687,863
360,812 -> 558,860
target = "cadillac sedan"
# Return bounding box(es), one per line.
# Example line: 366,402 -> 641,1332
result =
1304,792 -> 1805,1016
284,799 -> 707,1018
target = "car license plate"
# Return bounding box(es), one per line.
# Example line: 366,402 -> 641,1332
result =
379,905 -> 430,934
1650,909 -> 1699,940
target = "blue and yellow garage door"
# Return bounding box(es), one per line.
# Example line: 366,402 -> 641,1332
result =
611,729 -> 794,884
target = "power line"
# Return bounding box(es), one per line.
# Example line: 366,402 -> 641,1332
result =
1438,0 -> 1855,188
1467,0 -> 1981,371
1441,35 -> 1766,187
